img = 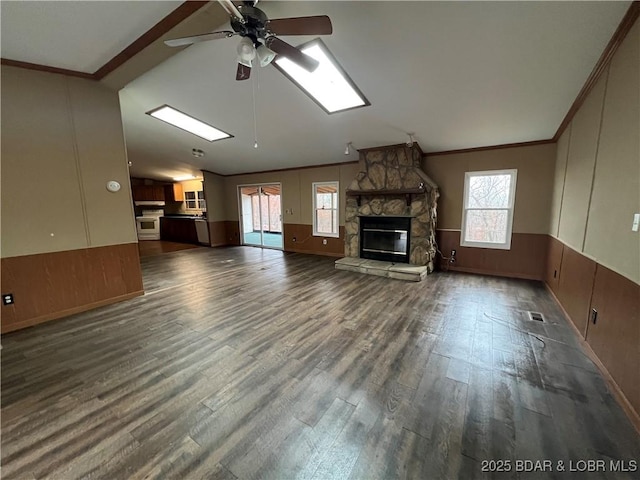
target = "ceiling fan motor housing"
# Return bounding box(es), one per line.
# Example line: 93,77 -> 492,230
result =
232,5 -> 269,46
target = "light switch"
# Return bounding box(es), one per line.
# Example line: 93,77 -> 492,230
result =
632,213 -> 640,232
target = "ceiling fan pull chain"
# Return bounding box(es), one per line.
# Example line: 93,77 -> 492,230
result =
252,66 -> 259,149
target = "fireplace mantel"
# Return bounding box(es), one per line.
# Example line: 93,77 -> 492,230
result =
346,187 -> 426,206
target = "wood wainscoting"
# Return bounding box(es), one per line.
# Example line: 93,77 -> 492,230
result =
436,230 -> 547,280
283,224 -> 345,257
207,222 -> 342,255
208,221 -> 241,247
545,235 -> 640,429
555,242 -> 597,336
1,243 -> 143,333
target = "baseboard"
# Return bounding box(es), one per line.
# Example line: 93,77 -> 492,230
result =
544,283 -> 640,433
446,265 -> 542,281
1,290 -> 144,334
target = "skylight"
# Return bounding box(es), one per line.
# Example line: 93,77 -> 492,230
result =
146,105 -> 232,142
274,39 -> 369,114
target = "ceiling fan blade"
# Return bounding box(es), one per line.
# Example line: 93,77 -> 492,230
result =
236,63 -> 251,81
266,37 -> 319,72
164,31 -> 235,47
267,15 -> 332,36
218,0 -> 244,22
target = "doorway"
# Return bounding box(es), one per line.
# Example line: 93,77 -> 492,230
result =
238,184 -> 283,249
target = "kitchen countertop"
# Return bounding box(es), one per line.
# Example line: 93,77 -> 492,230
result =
162,215 -> 206,220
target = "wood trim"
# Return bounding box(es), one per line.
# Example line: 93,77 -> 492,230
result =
0,58 -> 95,80
435,231 -> 547,280
1,291 -> 143,334
94,1 -> 209,79
556,244 -> 597,336
282,224 -> 345,257
358,142 -> 424,156
544,283 -> 640,434
1,1 -> 209,81
222,161 -> 359,177
425,139 -> 555,157
445,266 -> 541,281
553,1 -> 640,140
1,243 -> 143,332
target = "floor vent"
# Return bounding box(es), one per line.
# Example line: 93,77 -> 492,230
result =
527,311 -> 545,322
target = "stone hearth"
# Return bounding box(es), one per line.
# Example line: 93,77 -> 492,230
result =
343,143 -> 439,273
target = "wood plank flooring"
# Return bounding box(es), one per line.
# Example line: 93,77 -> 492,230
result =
2,246 -> 639,479
138,240 -> 201,258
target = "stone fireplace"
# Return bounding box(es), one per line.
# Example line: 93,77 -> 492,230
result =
342,143 -> 439,273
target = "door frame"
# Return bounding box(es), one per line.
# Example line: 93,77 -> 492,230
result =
237,182 -> 283,250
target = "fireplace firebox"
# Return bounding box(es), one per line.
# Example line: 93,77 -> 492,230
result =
360,216 -> 411,263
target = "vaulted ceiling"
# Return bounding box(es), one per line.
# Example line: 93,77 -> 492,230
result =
1,1 -> 632,179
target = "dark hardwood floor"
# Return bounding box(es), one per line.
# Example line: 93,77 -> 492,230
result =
2,247 -> 638,479
138,240 -> 201,258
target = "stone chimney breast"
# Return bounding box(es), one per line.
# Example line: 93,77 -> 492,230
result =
344,143 -> 439,272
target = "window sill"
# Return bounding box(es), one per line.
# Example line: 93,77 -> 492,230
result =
460,240 -> 512,250
313,232 -> 340,239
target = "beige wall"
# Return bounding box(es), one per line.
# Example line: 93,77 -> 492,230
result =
423,143 -> 557,234
550,20 -> 639,283
556,73 -> 607,250
217,163 -> 360,226
203,171 -> 226,222
1,66 -> 137,258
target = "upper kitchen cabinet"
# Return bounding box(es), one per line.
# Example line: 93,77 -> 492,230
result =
132,185 -> 164,201
164,183 -> 183,202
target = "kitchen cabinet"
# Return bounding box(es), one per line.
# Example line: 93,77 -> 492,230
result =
132,185 -> 165,201
160,217 -> 199,244
164,183 -> 184,202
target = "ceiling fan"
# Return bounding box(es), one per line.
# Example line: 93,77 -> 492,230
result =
165,0 -> 332,81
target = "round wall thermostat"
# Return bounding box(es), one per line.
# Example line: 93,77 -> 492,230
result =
106,180 -> 121,192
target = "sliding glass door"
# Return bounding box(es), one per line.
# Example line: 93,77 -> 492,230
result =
238,184 -> 283,249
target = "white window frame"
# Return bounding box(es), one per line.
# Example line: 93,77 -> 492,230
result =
312,181 -> 339,238
461,169 -> 517,250
184,190 -> 206,211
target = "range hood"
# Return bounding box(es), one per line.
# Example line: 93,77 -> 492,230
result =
134,200 -> 166,207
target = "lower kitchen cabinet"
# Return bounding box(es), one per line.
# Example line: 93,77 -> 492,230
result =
160,217 -> 199,244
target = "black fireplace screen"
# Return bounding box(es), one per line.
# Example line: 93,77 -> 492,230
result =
360,216 -> 411,263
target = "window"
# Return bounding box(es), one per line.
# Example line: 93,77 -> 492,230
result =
185,190 -> 206,210
274,39 -> 370,114
313,182 -> 339,237
461,169 -> 517,250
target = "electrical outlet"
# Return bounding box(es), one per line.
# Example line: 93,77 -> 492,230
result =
322,239 -> 328,245
451,250 -> 456,257
591,308 -> 598,325
3,293 -> 14,305
632,213 -> 640,232
450,249 -> 456,264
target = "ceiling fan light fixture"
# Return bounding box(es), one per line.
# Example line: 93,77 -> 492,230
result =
237,37 -> 256,62
238,57 -> 253,68
256,43 -> 276,67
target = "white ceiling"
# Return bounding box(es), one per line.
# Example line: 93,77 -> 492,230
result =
1,1 -> 632,179
1,1 -> 182,73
